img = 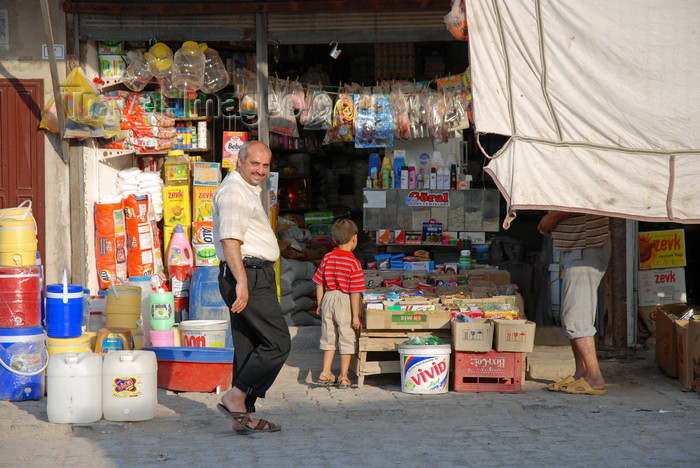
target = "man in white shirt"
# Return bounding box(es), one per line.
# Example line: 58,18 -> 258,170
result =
213,140 -> 290,434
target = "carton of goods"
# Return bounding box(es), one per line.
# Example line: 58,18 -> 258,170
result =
163,186 -> 191,226
364,307 -> 451,330
385,300 -> 437,312
687,320 -> 700,393
452,318 -> 494,352
362,290 -> 402,302
403,261 -> 434,271
493,319 -> 536,352
675,319 -> 692,390
655,304 -> 693,377
192,221 -> 214,245
192,161 -> 221,186
479,304 -> 520,320
222,131 -> 248,169
192,186 -> 216,222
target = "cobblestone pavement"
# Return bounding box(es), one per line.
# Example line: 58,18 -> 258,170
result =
1,347 -> 699,468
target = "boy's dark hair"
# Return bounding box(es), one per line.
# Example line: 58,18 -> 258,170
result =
331,218 -> 358,245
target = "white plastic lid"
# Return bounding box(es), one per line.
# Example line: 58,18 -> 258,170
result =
461,250 -> 471,256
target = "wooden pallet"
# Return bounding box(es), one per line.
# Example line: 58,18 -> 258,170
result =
351,329 -> 451,387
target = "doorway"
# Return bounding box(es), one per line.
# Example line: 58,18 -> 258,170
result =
0,79 -> 45,260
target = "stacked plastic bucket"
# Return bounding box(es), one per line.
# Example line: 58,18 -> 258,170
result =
0,202 -> 47,401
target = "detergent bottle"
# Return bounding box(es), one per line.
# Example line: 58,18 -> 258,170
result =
166,224 -> 194,300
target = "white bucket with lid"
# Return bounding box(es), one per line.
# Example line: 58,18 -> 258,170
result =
46,352 -> 102,423
179,320 -> 228,348
398,343 -> 451,394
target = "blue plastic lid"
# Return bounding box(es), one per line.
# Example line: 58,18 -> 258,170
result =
144,346 -> 234,363
46,284 -> 84,294
128,276 -> 150,282
0,326 -> 45,337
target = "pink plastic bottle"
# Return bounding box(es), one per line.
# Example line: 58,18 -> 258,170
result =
166,224 -> 194,300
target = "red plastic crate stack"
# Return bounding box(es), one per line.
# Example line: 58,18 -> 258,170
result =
453,350 -> 523,393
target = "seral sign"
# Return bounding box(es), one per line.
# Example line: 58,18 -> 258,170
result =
638,229 -> 686,270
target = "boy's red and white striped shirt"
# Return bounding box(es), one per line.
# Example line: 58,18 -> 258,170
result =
312,248 -> 365,294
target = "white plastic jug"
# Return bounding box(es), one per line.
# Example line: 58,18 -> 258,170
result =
144,42 -> 173,78
199,43 -> 229,94
121,52 -> 153,92
102,350 -> 157,422
171,41 -> 205,92
46,352 -> 102,424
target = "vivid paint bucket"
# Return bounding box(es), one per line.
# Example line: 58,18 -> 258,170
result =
398,343 -> 451,394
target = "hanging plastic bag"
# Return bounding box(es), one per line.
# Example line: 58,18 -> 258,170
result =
323,91 -> 355,144
303,89 -> 333,130
270,80 -> 300,137
354,93 -> 393,148
390,86 -> 410,140
39,98 -> 59,133
444,0 -> 469,41
427,90 -> 448,144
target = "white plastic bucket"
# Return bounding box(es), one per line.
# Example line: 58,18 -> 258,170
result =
102,350 -> 157,422
179,319 -> 228,348
47,352 -> 102,424
398,343 -> 451,394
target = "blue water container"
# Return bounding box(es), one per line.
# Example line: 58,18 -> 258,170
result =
189,266 -> 233,348
45,283 -> 84,338
0,326 -> 47,400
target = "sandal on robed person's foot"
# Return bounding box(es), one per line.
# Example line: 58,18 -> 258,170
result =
217,403 -> 281,434
317,372 -> 336,386
337,377 -> 351,389
547,375 -> 576,392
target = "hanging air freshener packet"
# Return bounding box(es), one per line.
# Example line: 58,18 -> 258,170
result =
354,93 -> 394,148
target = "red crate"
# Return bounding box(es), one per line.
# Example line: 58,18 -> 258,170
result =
453,350 -> 522,393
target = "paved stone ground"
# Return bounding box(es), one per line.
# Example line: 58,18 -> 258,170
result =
1,346 -> 699,468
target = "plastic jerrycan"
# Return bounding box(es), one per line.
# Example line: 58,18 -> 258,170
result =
102,350 -> 157,422
171,41 -> 205,92
121,52 -> 152,92
144,42 -> 173,78
199,43 -> 230,93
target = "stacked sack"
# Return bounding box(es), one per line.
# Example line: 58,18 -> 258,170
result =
279,257 -> 318,326
116,167 -> 164,222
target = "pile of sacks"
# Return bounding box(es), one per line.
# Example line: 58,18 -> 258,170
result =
117,167 -> 164,221
279,257 -> 319,326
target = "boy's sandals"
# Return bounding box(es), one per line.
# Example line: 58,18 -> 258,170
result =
217,404 -> 281,434
317,372 -> 336,386
337,377 -> 351,389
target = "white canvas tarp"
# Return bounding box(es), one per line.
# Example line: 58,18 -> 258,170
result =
466,0 -> 700,228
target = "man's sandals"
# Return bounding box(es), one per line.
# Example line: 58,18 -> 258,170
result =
547,376 -> 606,395
217,403 -> 281,434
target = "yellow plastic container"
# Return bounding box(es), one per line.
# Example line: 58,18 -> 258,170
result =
105,285 -> 142,329
163,150 -> 190,186
0,201 -> 37,267
47,334 -> 92,357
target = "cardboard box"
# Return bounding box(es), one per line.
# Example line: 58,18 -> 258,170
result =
655,304 -> 692,377
192,186 -> 216,222
493,319 -> 536,352
163,186 -> 191,226
192,161 -> 221,186
638,305 -> 657,334
676,320 -> 692,389
452,318 -> 494,352
364,307 -> 450,330
222,131 -> 248,169
638,267 -> 687,306
687,320 -> 700,393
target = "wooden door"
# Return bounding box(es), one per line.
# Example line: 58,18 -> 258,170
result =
0,79 -> 45,260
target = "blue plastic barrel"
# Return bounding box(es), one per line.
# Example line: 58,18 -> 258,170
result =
46,283 -> 84,338
0,326 -> 48,400
189,266 -> 232,348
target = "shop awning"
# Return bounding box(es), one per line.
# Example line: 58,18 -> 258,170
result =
465,0 -> 700,228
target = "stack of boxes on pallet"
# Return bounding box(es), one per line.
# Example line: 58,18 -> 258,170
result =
357,268 -> 536,392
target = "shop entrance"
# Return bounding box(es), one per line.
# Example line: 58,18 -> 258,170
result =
0,79 -> 45,259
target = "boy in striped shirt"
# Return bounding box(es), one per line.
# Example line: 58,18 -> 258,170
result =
312,219 -> 365,388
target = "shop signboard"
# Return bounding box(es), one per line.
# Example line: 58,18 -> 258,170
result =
638,229 -> 686,269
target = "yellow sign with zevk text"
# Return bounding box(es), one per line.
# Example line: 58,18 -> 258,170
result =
638,229 -> 686,270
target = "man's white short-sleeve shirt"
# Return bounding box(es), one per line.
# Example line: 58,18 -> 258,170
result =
213,170 -> 279,262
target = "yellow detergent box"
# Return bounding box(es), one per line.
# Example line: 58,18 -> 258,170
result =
163,186 -> 191,227
193,161 -> 221,186
192,186 -> 216,222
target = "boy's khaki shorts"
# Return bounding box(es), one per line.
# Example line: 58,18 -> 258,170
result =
319,290 -> 357,355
